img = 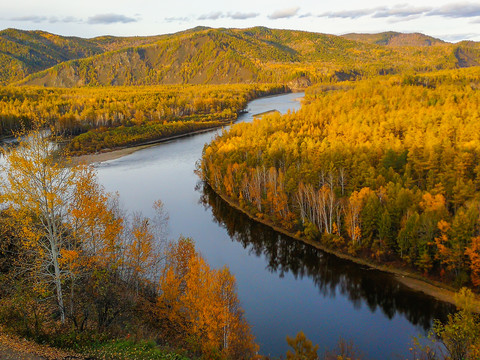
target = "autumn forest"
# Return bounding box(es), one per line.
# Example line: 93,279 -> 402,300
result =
1,25 -> 480,359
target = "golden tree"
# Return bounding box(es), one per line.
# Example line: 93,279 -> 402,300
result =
157,237 -> 258,359
286,331 -> 319,360
0,130 -> 117,324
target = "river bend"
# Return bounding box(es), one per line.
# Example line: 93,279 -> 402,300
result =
95,92 -> 453,359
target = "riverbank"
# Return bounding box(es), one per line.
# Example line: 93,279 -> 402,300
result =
72,125 -> 229,165
252,110 -> 280,118
208,184 -> 480,312
71,93 -> 477,311
92,91 -> 437,358
73,97 -> 305,165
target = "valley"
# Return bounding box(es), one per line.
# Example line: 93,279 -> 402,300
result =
0,24 -> 480,359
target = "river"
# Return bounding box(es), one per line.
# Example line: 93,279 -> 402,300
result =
95,92 -> 454,359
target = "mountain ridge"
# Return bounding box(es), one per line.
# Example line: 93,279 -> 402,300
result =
1,27 -> 479,87
341,32 -> 445,46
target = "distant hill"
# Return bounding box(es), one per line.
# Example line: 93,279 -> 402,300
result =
341,32 -> 444,47
3,27 -> 480,87
0,28 -> 102,85
16,27 -> 372,86
0,28 -> 168,85
453,41 -> 480,67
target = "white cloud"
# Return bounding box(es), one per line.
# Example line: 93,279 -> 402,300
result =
268,7 -> 300,20
373,5 -> 432,18
428,2 -> 480,18
229,12 -> 259,20
439,32 -> 480,42
165,16 -> 190,23
319,8 -> 381,19
87,14 -> 137,25
198,12 -> 223,20
10,15 -> 48,23
317,2 -> 480,21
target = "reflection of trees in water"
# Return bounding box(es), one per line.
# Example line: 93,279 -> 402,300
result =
199,183 -> 454,331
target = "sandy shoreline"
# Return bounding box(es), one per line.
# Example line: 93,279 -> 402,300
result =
66,93 -> 305,166
71,125 -> 227,165
72,144 -> 152,165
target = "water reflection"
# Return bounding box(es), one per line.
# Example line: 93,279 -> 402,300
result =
94,91 -> 455,358
200,182 -> 454,331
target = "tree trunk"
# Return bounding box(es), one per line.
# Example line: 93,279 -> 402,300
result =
53,252 -> 66,323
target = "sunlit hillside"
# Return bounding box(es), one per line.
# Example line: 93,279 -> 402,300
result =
3,27 -> 478,87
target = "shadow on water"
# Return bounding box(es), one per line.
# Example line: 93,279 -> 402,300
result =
199,182 -> 455,332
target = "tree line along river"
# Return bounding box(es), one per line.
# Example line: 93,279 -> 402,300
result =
95,92 -> 454,359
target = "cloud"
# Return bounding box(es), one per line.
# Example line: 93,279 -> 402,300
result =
87,14 -> 137,25
165,16 -> 190,23
10,15 -> 82,24
318,8 -> 380,19
428,2 -> 480,18
317,2 -> 480,21
198,12 -> 224,20
373,5 -> 432,18
62,16 -> 81,23
299,13 -> 313,18
10,15 -> 48,23
268,7 -> 300,20
197,11 -> 259,21
438,33 -> 480,42
229,12 -> 259,20
172,11 -> 258,22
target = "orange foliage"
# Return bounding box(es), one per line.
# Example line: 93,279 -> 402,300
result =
466,237 -> 480,287
157,238 -> 258,359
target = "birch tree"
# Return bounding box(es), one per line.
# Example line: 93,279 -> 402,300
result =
0,130 -> 111,324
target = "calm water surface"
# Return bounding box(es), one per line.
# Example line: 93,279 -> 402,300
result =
95,92 -> 453,359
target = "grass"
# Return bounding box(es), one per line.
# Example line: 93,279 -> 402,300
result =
82,339 -> 191,360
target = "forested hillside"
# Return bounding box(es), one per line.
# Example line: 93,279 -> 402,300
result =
200,67 -> 480,288
341,32 -> 444,46
0,28 -> 175,85
4,27 -> 480,87
0,28 -> 102,85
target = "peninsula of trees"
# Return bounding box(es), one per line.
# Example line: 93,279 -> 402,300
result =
0,84 -> 286,153
200,67 -> 480,288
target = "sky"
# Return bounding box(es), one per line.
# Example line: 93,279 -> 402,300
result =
1,0 -> 479,42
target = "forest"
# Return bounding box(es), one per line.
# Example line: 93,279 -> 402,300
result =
200,67 -> 480,289
1,24 -> 480,359
4,131 -> 477,359
0,130 -> 258,359
2,27 -> 480,87
0,83 -> 285,153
